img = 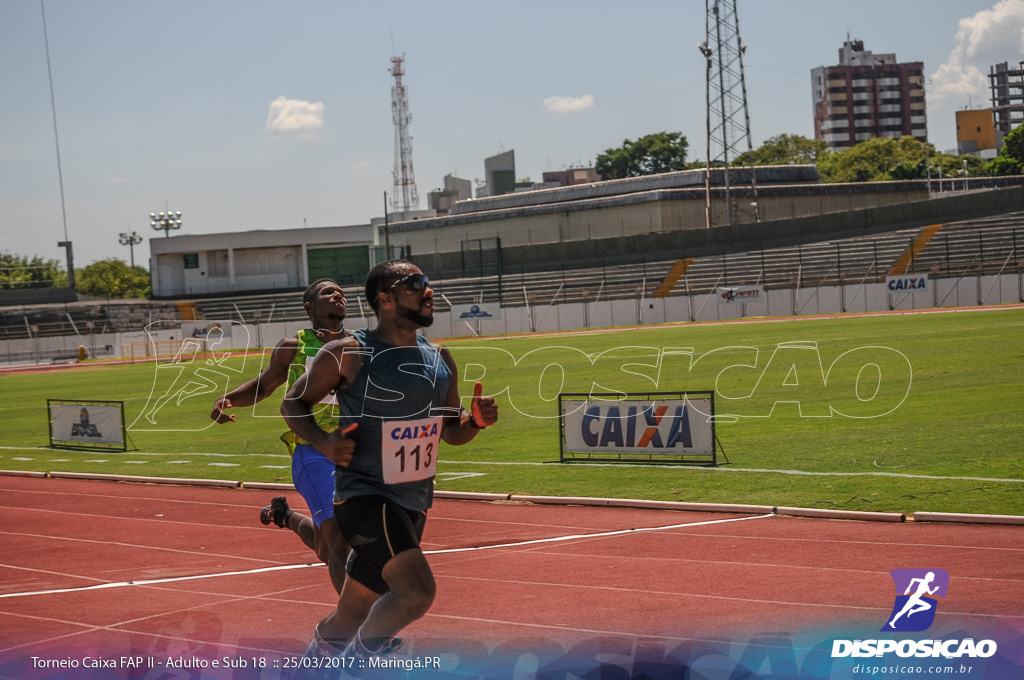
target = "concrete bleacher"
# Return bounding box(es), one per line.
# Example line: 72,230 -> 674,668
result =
671,226 -> 921,293
194,290 -> 313,325
6,210 -> 1021,341
188,212 -> 1022,323
910,214 -> 1024,277
655,211 -> 1023,296
0,300 -> 182,341
191,261 -> 676,320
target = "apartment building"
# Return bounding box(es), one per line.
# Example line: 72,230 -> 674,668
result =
811,39 -> 927,150
989,61 -> 1024,148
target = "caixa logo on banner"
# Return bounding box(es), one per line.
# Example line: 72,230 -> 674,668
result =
886,274 -> 928,292
558,392 -> 720,465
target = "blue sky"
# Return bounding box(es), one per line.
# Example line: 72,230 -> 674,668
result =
2,0 -> 1021,269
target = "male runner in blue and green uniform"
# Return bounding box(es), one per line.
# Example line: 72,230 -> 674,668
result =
210,278 -> 350,593
282,260 -> 499,661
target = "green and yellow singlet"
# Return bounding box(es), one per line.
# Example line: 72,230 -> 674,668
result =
280,328 -> 339,454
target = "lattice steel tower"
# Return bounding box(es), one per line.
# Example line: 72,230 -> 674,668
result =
700,0 -> 759,227
390,54 -> 418,216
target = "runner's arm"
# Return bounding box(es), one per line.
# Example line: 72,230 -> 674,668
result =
281,337 -> 362,464
210,337 -> 297,423
438,346 -> 498,446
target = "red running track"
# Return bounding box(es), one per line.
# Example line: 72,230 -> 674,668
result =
0,476 -> 1022,677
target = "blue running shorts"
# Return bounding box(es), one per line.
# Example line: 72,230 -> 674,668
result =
291,443 -> 337,527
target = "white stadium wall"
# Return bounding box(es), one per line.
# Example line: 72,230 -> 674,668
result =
1,273 -> 1020,364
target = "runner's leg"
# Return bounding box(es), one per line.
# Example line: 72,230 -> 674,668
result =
317,574 -> 379,650
291,444 -> 350,593
355,547 -> 435,650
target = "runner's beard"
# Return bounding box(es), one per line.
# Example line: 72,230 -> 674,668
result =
397,302 -> 434,327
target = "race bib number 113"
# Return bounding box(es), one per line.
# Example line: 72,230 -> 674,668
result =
381,416 -> 442,484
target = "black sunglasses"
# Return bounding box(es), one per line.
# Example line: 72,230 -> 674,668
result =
387,273 -> 429,292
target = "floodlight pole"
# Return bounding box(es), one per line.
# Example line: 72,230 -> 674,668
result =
119,231 -> 143,268
699,39 -> 713,229
383,191 -> 391,259
150,210 -> 182,237
57,240 -> 74,290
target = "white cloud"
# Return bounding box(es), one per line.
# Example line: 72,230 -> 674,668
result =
543,94 -> 595,113
930,0 -> 1024,102
265,96 -> 325,134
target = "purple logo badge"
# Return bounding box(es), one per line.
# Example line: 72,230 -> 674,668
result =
882,568 -> 949,632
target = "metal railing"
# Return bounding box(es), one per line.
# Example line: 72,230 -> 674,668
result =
3,222 -> 1022,342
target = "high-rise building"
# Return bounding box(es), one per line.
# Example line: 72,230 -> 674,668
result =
427,174 -> 473,215
989,61 -> 1024,148
478,150 -> 516,198
811,39 -> 927,150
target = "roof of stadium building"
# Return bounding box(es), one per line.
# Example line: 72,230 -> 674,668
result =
448,164 -> 821,216
380,173 -> 939,237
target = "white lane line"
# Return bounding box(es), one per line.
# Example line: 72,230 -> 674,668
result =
0,563 -> 319,600
0,506 -> 287,531
437,460 -> 1024,483
443,546 -> 1024,585
654,530 -> 1024,553
4,450 -> 1018,483
0,581 -> 317,656
0,514 -> 774,600
0,530 -> 285,566
0,562 -> 108,585
422,611 -> 743,645
427,513 -> 775,554
0,446 -> 287,458
436,472 -> 487,481
0,485 -> 276,510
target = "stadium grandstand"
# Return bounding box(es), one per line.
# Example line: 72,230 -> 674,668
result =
1,180 -> 1022,362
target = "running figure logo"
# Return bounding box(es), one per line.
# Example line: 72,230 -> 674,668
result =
882,568 -> 949,632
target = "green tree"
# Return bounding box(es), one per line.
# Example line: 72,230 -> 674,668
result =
0,251 -> 67,290
986,123 -> 1024,175
735,134 -> 827,166
595,132 -> 689,180
987,155 -> 1022,175
933,153 -> 987,179
817,136 -> 934,183
76,259 -> 151,299
814,135 -> 989,183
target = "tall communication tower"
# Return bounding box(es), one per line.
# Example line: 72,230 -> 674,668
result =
700,0 -> 759,228
389,54 -> 418,217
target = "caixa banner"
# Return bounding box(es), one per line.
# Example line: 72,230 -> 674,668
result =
885,274 -> 929,292
558,391 -> 719,465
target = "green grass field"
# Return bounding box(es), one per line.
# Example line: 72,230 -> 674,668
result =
3,307 -> 1023,516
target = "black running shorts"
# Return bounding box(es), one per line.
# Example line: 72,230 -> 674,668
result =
334,495 -> 427,595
